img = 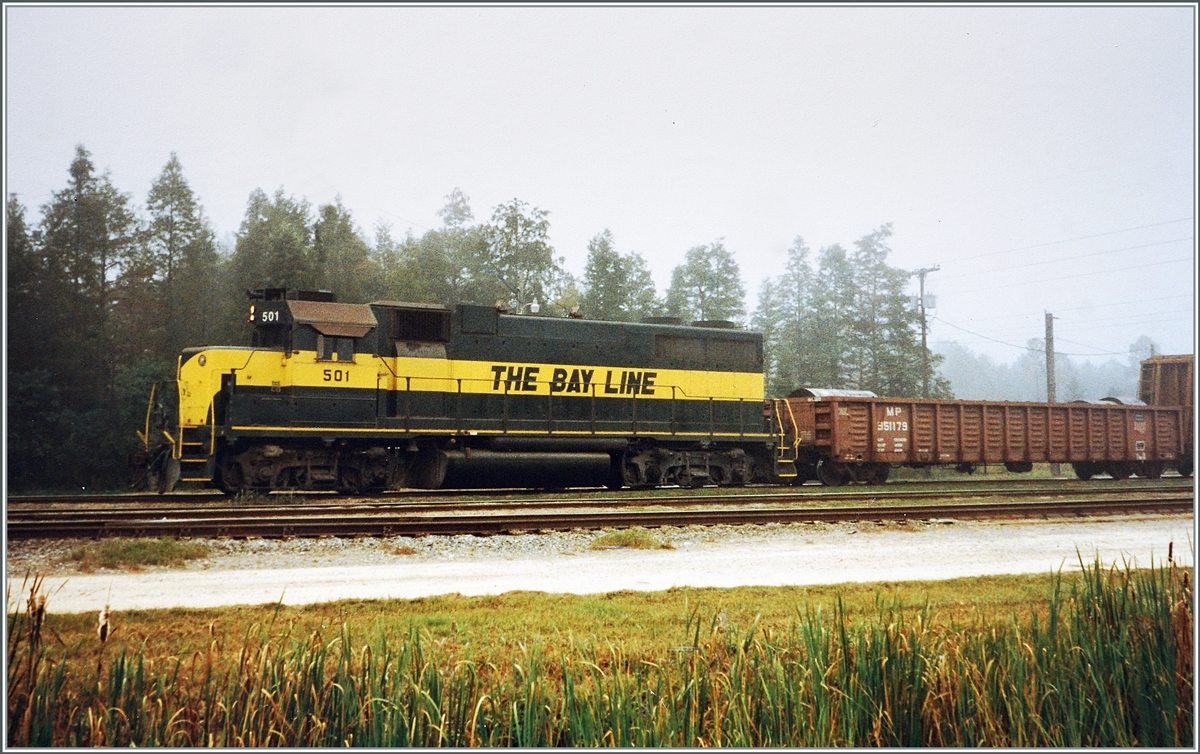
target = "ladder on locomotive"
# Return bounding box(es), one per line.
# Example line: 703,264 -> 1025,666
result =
772,399 -> 799,479
176,404 -> 215,484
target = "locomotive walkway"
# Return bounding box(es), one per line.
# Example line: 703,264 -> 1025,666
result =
7,480 -> 1193,540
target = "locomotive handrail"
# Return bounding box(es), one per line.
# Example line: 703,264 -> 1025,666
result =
138,381 -> 158,449
207,401 -> 217,456
368,370 -> 765,442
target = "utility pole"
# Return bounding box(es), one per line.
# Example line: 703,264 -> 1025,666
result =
1045,311 -> 1059,477
912,265 -> 940,397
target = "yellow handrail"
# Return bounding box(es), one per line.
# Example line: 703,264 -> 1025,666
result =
139,382 -> 158,450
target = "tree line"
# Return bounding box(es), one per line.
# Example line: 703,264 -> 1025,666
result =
7,145 -> 942,491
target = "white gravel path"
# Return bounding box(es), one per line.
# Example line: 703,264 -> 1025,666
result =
7,514 -> 1194,615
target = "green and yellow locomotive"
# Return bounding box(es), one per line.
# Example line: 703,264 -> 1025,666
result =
136,288 -> 775,494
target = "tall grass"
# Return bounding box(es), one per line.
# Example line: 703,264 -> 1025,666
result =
8,556 -> 1192,747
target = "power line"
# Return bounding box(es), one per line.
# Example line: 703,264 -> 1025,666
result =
954,310 -> 1194,338
1056,315 -> 1196,335
936,237 -> 1192,282
1050,337 -> 1128,356
940,255 -> 1193,298
944,217 -> 1193,264
1058,308 -> 1195,327
931,316 -> 1133,357
949,294 -> 1194,324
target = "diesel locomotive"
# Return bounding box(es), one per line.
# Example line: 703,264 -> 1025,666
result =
135,289 -> 776,494
134,289 -> 1193,493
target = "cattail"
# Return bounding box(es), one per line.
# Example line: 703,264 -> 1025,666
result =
1168,540 -> 1174,563
97,604 -> 110,645
27,592 -> 46,633
26,591 -> 46,654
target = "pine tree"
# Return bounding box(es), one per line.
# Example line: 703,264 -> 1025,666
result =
664,240 -> 745,323
6,194 -> 47,373
809,243 -> 857,390
315,197 -> 374,303
752,236 -> 820,396
581,230 -> 627,320
224,188 -> 315,341
141,153 -> 221,357
37,145 -> 141,404
479,198 -> 572,313
621,251 -> 661,321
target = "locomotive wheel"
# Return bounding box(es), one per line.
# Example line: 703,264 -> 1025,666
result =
216,457 -> 247,495
816,459 -> 848,487
338,464 -> 366,495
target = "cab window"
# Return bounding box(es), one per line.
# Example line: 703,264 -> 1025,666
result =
317,335 -> 355,362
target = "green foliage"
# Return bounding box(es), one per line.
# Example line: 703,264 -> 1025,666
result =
6,195 -> 48,374
142,153 -> 222,357
231,187 -> 317,291
580,229 -> 661,321
314,197 -> 373,304
480,198 -> 573,313
665,240 -> 745,323
753,237 -> 821,396
33,145 -> 141,406
755,227 -> 951,398
8,560 -> 1192,746
5,371 -> 73,490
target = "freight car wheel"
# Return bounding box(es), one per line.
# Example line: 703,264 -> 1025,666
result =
816,460 -> 848,487
866,464 -> 890,485
1138,462 -> 1164,480
1178,456 -> 1194,479
1106,462 -> 1134,481
1072,462 -> 1095,481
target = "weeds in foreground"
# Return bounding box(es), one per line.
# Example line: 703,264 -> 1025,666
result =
6,556 -> 1192,747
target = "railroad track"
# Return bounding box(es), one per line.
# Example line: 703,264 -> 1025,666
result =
8,473 -> 1191,508
6,481 -> 1192,521
6,486 -> 1192,540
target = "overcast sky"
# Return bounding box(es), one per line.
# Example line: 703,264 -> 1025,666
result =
5,4 -> 1196,364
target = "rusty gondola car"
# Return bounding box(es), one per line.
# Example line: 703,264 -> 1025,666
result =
770,371 -> 1194,486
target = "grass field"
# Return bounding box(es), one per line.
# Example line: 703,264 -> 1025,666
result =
7,553 -> 1192,747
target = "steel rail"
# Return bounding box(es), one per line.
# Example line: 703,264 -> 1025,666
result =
8,474 -> 1191,508
5,493 -> 1192,540
7,482 -> 1193,523
7,480 -> 1190,516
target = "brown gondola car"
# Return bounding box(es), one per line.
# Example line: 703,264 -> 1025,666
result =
1138,354 -> 1194,450
770,358 -> 1194,486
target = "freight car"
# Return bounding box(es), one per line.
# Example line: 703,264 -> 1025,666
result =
770,380 -> 1194,486
135,289 -> 776,494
